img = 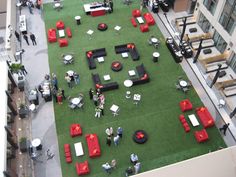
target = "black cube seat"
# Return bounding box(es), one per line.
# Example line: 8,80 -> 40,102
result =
189,28 -> 197,33
219,71 -> 227,78
203,48 -> 212,54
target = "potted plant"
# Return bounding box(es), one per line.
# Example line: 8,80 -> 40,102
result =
10,63 -> 22,73
18,103 -> 28,119
19,137 -> 28,153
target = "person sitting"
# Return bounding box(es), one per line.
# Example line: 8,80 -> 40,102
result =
125,166 -> 134,176
134,162 -> 141,174
102,163 -> 112,174
130,153 -> 138,164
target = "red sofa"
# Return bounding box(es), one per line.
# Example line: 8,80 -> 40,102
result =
56,20 -> 65,30
140,24 -> 149,32
132,9 -> 141,17
196,107 -> 214,128
64,144 -> 72,163
58,39 -> 68,47
85,134 -> 101,158
143,13 -> 155,26
131,17 -> 137,27
179,114 -> 190,132
194,129 -> 209,143
179,99 -> 193,112
91,9 -> 106,17
75,161 -> 90,176
70,124 -> 82,137
66,27 -> 72,38
48,28 -> 57,43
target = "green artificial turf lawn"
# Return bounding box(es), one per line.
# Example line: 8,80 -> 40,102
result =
43,0 -> 226,176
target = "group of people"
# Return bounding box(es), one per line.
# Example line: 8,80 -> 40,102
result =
89,88 -> 105,118
15,31 -> 37,46
24,0 -> 42,14
125,153 -> 141,176
105,127 -> 123,146
101,159 -> 117,174
64,72 -> 80,88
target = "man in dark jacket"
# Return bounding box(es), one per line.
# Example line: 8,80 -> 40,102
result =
30,32 -> 37,45
23,34 -> 29,45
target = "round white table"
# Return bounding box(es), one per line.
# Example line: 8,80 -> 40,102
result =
151,38 -> 158,43
153,52 -> 160,58
16,2 -> 22,7
72,98 -> 80,105
32,138 -> 41,148
64,55 -> 72,61
179,80 -> 188,87
55,3 -> 61,8
124,80 -> 133,88
29,104 -> 36,111
67,70 -> 74,77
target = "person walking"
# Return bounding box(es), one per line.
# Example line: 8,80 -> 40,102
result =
26,0 -> 33,14
94,106 -> 102,118
51,73 -> 58,90
23,34 -> 29,45
113,135 -> 120,146
106,136 -> 112,146
89,88 -> 94,100
30,32 -> 37,45
117,127 -> 123,138
65,73 -> 72,88
219,123 -> 230,135
15,31 -> 20,42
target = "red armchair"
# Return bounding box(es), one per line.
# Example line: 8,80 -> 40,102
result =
179,99 -> 193,112
143,13 -> 155,26
47,28 -> 57,43
132,9 -> 141,17
70,124 -> 82,137
131,17 -> 137,27
66,27 -> 72,38
140,24 -> 149,32
56,20 -> 65,30
85,134 -> 101,158
64,144 -> 72,163
58,39 -> 68,47
196,107 -> 214,128
75,161 -> 90,176
194,129 -> 209,143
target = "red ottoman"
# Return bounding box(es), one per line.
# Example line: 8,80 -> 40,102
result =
132,9 -> 141,17
56,20 -> 65,30
140,24 -> 149,32
143,13 -> 155,26
194,129 -> 209,143
64,144 -> 72,163
58,39 -> 68,47
179,99 -> 193,112
66,27 -> 72,38
131,17 -> 137,27
47,28 -> 57,43
76,161 -> 90,176
196,107 -> 214,128
70,124 -> 82,137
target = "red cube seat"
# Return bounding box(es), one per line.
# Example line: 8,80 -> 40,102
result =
64,144 -> 72,163
194,129 -> 209,143
76,161 -> 90,176
66,27 -> 72,38
179,99 -> 193,112
56,20 -> 65,30
58,39 -> 68,47
47,28 -> 57,43
140,24 -> 149,32
70,124 -> 82,137
132,9 -> 141,17
143,13 -> 155,26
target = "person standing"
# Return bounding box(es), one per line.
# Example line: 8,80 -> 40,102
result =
65,73 -> 72,88
102,163 -> 112,174
117,127 -> 123,138
15,31 -> 20,42
93,94 -> 98,106
23,34 -> 29,45
51,73 -> 58,90
99,103 -> 104,116
26,0 -> 33,14
134,162 -> 141,174
89,88 -> 94,100
219,123 -> 230,135
94,106 -> 101,118
105,127 -> 114,137
106,136 -> 112,146
113,135 -> 120,146
109,0 -> 113,12
73,72 -> 80,85
30,32 -> 37,45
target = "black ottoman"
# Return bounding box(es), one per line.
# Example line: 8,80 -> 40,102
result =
97,23 -> 108,31
203,48 -> 212,54
111,61 -> 122,72
189,28 -> 197,33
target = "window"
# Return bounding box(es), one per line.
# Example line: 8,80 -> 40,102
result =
228,52 -> 236,73
219,0 -> 236,34
213,31 -> 227,53
203,0 -> 218,15
197,12 -> 211,33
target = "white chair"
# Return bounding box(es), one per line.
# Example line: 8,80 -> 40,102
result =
133,94 -> 141,105
218,99 -> 225,108
110,104 -> 120,116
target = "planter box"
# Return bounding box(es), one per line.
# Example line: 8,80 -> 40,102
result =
19,107 -> 28,118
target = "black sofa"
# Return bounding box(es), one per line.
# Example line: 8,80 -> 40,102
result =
86,48 -> 107,70
166,37 -> 183,63
91,73 -> 119,92
131,64 -> 150,86
114,43 -> 140,61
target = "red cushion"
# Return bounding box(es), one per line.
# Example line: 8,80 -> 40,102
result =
140,24 -> 149,32
70,124 -> 82,137
64,144 -> 72,163
132,9 -> 141,17
66,27 -> 72,38
179,99 -> 193,112
76,161 -> 90,175
56,20 -> 65,30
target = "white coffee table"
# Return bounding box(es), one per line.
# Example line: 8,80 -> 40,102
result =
103,74 -> 111,81
188,114 -> 199,127
121,52 -> 128,58
110,104 -> 119,116
74,142 -> 84,156
72,98 -> 81,105
136,17 -> 144,24
124,80 -> 133,87
151,38 -> 158,43
114,25 -> 121,34
153,52 -> 160,58
97,57 -> 104,63
32,138 -> 41,148
58,30 -> 65,38
128,70 -> 136,76
64,55 -> 73,61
